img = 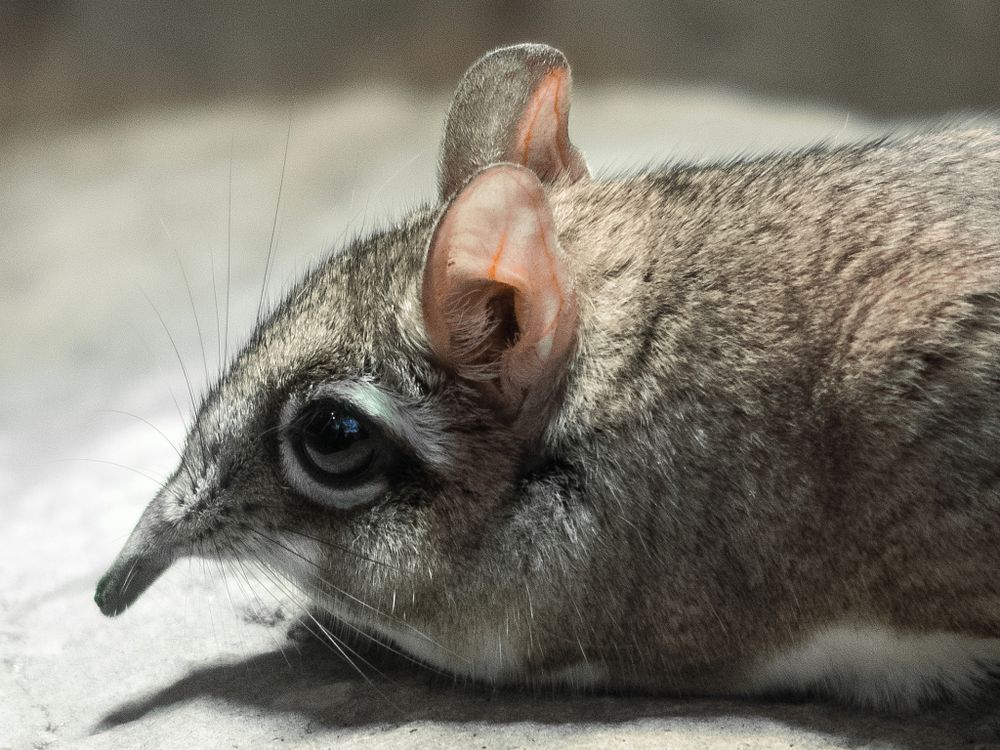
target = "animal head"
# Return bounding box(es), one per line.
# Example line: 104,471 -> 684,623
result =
96,43 -> 603,681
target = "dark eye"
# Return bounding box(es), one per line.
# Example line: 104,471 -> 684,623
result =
292,402 -> 377,482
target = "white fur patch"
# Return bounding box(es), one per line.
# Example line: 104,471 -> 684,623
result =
382,622 -> 524,682
307,584 -> 523,682
749,624 -> 1000,709
383,624 -> 608,688
308,584 -> 610,687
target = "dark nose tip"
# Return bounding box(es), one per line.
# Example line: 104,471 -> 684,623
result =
94,553 -> 171,617
94,569 -> 120,617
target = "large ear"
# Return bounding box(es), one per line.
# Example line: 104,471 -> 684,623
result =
438,43 -> 590,200
423,163 -> 577,423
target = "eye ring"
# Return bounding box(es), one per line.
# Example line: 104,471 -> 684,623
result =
290,402 -> 376,482
280,397 -> 392,509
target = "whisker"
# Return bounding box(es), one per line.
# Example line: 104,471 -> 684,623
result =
123,317 -> 197,484
230,537 -> 306,662
140,288 -> 208,469
346,153 -> 359,216
197,542 -> 222,653
119,557 -> 141,600
248,527 -> 463,662
242,422 -> 284,449
224,133 -> 235,369
249,527 -> 381,612
177,253 -> 211,405
246,498 -> 474,574
97,409 -> 184,461
242,555 -> 401,707
253,550 -> 451,679
369,149 -> 426,208
124,318 -> 190,431
244,554 -> 375,669
53,457 -> 164,485
275,524 -> 402,572
257,113 -> 293,325
159,217 -> 211,389
345,149 -> 426,247
209,231 -> 222,377
218,539 -> 292,669
238,500 -> 406,569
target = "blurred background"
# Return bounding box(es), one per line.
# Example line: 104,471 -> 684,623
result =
3,0 -> 1000,133
3,5 -> 1000,747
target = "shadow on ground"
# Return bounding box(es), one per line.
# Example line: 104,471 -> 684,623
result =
94,624 -> 1000,749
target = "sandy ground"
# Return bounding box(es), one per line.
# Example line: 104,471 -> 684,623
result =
3,84 -> 999,749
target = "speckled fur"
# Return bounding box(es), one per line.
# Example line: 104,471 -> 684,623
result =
97,45 -> 1000,710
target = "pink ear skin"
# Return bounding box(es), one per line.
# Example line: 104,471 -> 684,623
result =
422,164 -> 577,424
513,68 -> 590,185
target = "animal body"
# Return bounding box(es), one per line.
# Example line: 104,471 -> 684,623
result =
96,43 -> 1000,710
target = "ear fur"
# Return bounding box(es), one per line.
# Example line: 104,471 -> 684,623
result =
438,43 -> 590,200
422,163 -> 577,422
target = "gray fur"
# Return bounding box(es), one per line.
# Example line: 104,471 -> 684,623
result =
438,43 -> 587,197
96,44 -> 1000,710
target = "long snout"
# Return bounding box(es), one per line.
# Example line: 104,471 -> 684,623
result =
94,493 -> 178,617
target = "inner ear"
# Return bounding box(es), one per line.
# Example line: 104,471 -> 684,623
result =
478,284 -> 520,366
439,43 -> 590,200
423,164 -> 577,419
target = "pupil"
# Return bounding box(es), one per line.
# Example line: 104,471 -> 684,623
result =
303,409 -> 368,455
